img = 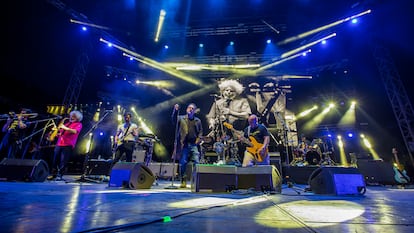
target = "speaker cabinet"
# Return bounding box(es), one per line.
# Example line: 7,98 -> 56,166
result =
237,165 -> 282,193
269,152 -> 282,177
0,158 -> 49,182
309,167 -> 366,195
192,165 -> 237,192
148,162 -> 178,179
192,165 -> 282,193
109,162 -> 155,189
357,160 -> 396,185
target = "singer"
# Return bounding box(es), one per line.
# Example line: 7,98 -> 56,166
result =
171,103 -> 203,188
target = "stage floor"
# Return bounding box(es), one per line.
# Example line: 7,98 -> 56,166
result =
1,173 -> 414,233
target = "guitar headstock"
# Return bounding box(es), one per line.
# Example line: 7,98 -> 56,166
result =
223,122 -> 233,130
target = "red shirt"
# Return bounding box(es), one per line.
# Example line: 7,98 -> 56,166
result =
56,121 -> 82,148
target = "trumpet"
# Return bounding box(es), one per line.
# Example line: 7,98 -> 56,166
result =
8,112 -> 38,119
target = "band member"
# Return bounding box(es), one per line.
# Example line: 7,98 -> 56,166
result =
241,114 -> 270,167
296,135 -> 311,156
171,103 -> 203,188
48,110 -> 83,180
0,108 -> 32,159
113,112 -> 139,164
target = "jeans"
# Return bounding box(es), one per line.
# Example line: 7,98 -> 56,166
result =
179,143 -> 200,180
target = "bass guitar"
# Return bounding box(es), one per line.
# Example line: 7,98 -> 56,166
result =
223,122 -> 267,162
392,148 -> 410,184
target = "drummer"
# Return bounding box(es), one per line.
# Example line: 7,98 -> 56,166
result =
297,135 -> 311,156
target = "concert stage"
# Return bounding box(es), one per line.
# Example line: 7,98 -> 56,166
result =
1,161 -> 414,233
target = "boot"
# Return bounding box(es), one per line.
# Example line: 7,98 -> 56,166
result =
180,179 -> 187,188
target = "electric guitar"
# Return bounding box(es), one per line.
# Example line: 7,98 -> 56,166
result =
223,122 -> 267,162
392,148 -> 410,184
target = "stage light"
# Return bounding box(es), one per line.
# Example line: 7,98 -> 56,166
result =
154,9 -> 166,42
281,33 -> 336,59
359,134 -> 381,160
229,41 -> 234,46
199,43 -> 204,48
266,39 -> 271,44
339,100 -> 357,126
297,105 -> 318,118
278,9 -> 371,45
100,38 -> 204,86
164,45 -> 169,49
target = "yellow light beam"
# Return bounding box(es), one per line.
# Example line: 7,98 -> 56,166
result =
123,53 -> 204,87
281,33 -> 336,59
99,38 -> 204,86
255,50 -> 311,73
70,19 -> 112,31
154,10 -> 166,42
278,10 -> 371,45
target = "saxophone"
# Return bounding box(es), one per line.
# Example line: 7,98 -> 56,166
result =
47,118 -> 69,141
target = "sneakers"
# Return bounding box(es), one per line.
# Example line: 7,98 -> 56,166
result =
180,180 -> 187,188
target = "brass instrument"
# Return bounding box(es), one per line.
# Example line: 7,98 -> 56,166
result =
8,112 -> 39,119
47,118 -> 69,142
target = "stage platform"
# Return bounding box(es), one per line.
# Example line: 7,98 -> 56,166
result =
1,162 -> 414,233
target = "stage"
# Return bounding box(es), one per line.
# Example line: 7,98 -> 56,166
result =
1,161 -> 414,233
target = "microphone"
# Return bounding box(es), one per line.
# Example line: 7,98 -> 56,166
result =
210,94 -> 221,98
172,104 -> 179,116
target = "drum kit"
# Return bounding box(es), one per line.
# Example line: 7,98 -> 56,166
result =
290,138 -> 335,166
199,135 -> 241,165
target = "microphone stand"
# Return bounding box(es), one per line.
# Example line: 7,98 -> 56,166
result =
75,111 -> 112,183
165,106 -> 179,189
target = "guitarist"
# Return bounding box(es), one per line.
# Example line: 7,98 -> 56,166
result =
112,112 -> 139,165
240,114 -> 270,167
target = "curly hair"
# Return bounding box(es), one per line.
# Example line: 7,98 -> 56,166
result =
218,80 -> 244,95
70,110 -> 83,121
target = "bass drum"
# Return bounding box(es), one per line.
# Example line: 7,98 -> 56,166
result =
305,150 -> 321,166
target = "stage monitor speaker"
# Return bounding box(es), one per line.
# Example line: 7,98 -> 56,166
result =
309,167 -> 366,195
192,165 -> 237,192
269,152 -> 282,177
237,165 -> 282,193
0,158 -> 49,182
109,162 -> 155,189
356,160 -> 396,185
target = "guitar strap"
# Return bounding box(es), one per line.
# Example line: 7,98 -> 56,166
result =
123,123 -> 131,142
